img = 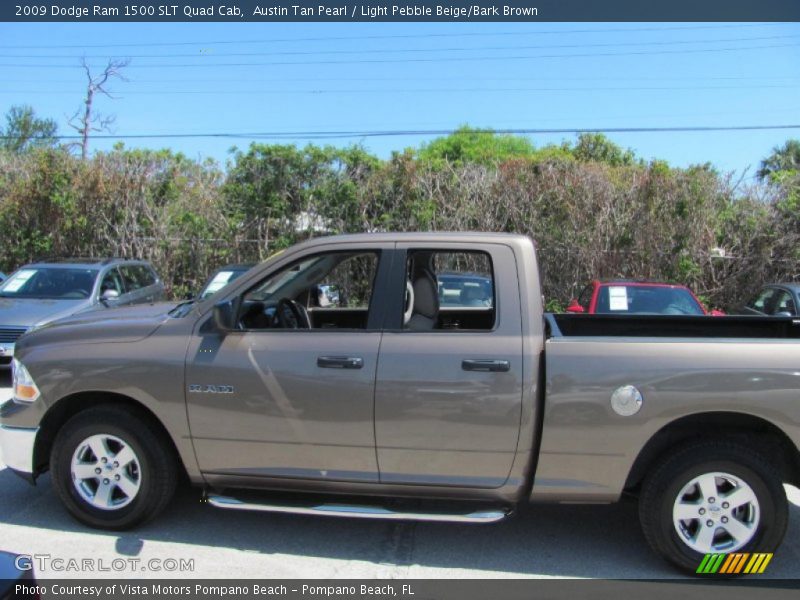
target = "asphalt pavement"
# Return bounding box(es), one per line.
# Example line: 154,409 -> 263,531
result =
1,376 -> 798,580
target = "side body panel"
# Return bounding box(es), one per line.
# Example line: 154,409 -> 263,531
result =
6,316 -> 201,481
374,242 -> 525,488
185,233 -> 543,502
185,329 -> 382,482
185,240 -> 393,484
532,337 -> 800,502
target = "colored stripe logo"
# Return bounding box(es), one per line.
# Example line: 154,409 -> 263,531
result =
696,553 -> 773,574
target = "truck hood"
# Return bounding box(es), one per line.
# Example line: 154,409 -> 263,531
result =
0,297 -> 89,328
15,302 -> 176,351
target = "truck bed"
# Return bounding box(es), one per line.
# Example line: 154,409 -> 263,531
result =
547,313 -> 800,339
534,311 -> 800,504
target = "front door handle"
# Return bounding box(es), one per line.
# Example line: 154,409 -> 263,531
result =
317,356 -> 364,369
462,359 -> 511,373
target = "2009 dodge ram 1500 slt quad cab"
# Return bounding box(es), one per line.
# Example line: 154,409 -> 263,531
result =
2,233 -> 799,573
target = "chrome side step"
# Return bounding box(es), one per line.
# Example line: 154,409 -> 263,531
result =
207,494 -> 509,524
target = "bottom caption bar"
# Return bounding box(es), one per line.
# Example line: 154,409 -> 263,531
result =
4,579 -> 800,600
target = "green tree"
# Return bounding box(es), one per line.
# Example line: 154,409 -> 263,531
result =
571,132 -> 635,166
416,126 -> 539,166
757,139 -> 800,180
0,105 -> 58,153
223,143 -> 381,250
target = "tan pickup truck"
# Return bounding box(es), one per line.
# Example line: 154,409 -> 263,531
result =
2,233 -> 799,573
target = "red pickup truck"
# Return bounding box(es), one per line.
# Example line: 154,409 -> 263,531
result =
567,280 -> 724,316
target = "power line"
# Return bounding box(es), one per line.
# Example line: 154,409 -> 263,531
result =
0,23 -> 791,49
6,34 -> 797,59
3,124 -> 798,141
5,84 -> 798,95
3,75 -> 799,84
1,42 -> 796,69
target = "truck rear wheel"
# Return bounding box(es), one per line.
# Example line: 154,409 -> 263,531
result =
51,405 -> 177,530
639,440 -> 788,574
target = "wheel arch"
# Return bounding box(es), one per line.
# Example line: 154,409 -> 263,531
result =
34,391 -> 189,483
625,411 -> 800,493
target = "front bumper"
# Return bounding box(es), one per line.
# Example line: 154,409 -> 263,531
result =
0,424 -> 37,475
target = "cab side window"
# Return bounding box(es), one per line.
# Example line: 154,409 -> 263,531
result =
239,251 -> 380,331
747,288 -> 776,313
99,268 -> 124,297
120,265 -> 156,291
772,290 -> 796,316
403,250 -> 495,331
314,253 -> 377,310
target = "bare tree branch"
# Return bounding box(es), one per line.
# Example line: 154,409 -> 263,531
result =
67,57 -> 130,159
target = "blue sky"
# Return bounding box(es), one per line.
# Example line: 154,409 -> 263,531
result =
0,21 -> 798,175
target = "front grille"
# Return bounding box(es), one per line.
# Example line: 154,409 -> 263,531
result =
0,327 -> 27,344
0,356 -> 10,366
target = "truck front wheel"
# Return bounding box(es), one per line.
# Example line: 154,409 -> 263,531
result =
639,440 -> 788,574
50,405 -> 177,530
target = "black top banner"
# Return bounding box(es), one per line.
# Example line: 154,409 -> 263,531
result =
3,0 -> 800,22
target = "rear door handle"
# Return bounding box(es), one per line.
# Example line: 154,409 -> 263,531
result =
317,356 -> 364,369
462,359 -> 511,373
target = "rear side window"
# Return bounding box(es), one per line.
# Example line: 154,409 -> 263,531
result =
136,265 -> 157,287
404,250 -> 495,331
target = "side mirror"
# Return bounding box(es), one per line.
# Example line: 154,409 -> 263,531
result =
184,291 -> 196,301
213,299 -> 236,331
100,289 -> 120,305
566,299 -> 585,313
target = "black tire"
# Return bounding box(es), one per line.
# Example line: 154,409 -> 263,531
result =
639,440 -> 788,574
50,405 -> 177,530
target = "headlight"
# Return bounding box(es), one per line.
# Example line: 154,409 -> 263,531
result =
12,358 -> 40,403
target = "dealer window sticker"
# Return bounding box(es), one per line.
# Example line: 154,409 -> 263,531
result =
608,286 -> 629,311
205,271 -> 235,295
2,269 -> 36,292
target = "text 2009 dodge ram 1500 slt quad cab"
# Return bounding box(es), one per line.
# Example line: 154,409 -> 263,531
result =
2,233 -> 799,573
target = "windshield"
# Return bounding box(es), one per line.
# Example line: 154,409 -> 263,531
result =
0,267 -> 98,299
595,285 -> 704,316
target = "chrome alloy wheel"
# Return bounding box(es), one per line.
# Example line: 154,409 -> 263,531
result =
70,434 -> 142,510
672,471 -> 760,553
